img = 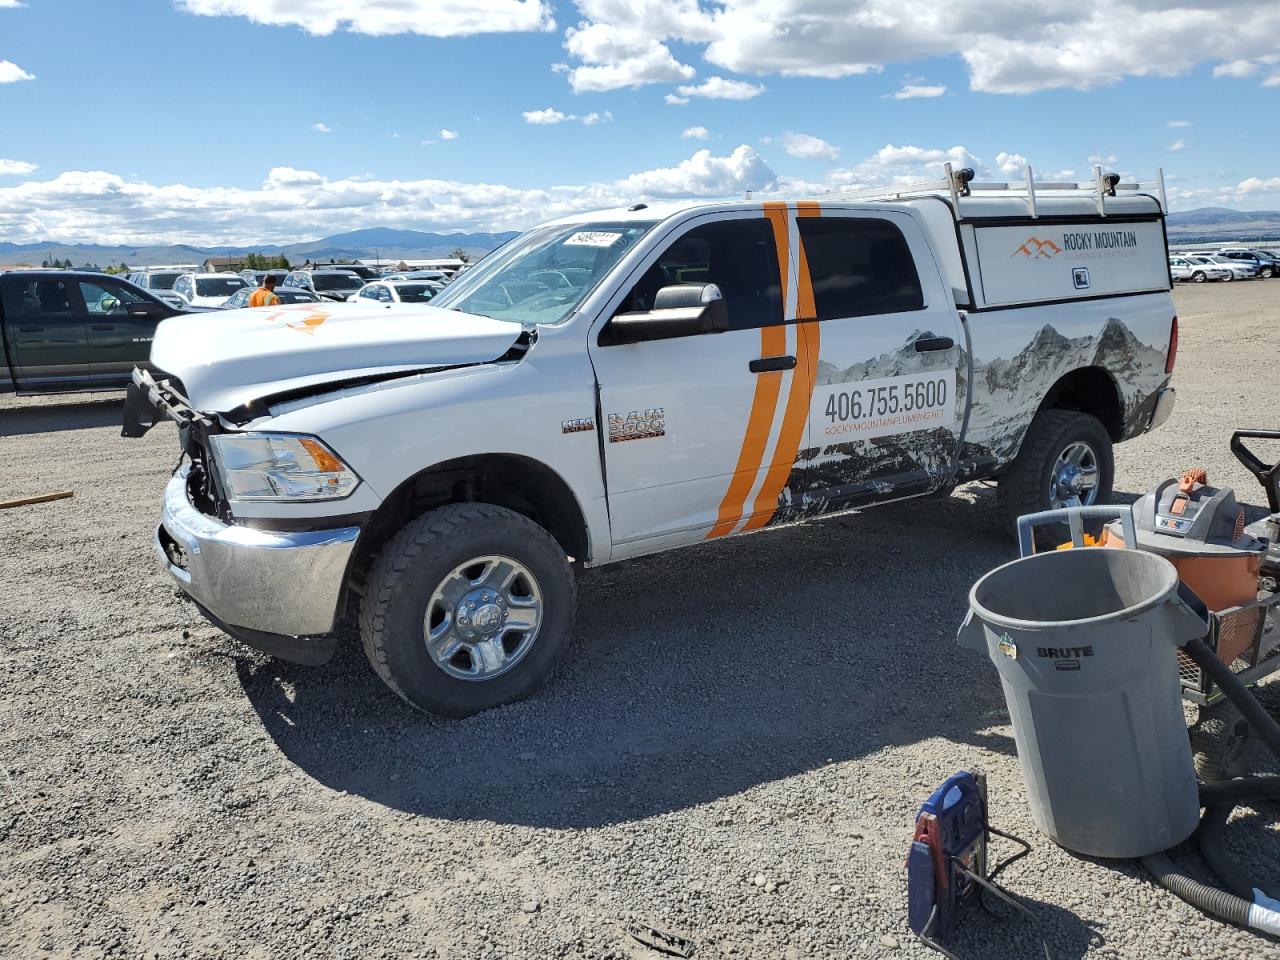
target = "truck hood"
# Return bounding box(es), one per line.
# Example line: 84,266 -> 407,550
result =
150,301 -> 523,412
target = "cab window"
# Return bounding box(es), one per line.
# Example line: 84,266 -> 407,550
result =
2,278 -> 75,317
618,218 -> 782,330
79,280 -> 144,315
796,217 -> 925,320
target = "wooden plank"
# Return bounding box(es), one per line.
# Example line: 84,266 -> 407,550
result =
0,490 -> 74,510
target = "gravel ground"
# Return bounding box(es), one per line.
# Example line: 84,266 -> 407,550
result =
1,280 -> 1278,960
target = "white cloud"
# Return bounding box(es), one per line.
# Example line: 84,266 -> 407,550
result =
0,1 -> 24,8
889,84 -> 945,99
995,151 -> 1029,175
1212,59 -> 1258,78
523,107 -> 573,125
675,76 -> 765,100
439,128 -> 459,140
780,132 -> 839,160
311,122 -> 332,133
1088,153 -> 1119,165
664,94 -> 690,105
559,1 -> 1280,96
177,0 -> 554,38
681,125 -> 710,140
564,18 -> 696,93
0,147 -> 778,245
0,159 -> 36,176
1167,119 -> 1191,128
1168,138 -> 1187,151
522,107 -> 611,125
0,60 -> 34,83
1236,176 -> 1280,195
1264,74 -> 1280,88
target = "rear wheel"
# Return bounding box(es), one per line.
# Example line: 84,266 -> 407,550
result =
997,409 -> 1114,547
1220,271 -> 1233,282
360,503 -> 577,717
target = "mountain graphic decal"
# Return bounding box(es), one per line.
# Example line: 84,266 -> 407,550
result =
1012,236 -> 1063,259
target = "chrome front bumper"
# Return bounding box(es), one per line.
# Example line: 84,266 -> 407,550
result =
156,469 -> 360,637
1148,386 -> 1176,432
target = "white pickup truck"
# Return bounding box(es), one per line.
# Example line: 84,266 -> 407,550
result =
123,167 -> 1178,717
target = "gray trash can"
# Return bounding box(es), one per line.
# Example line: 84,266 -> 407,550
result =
957,507 -> 1208,859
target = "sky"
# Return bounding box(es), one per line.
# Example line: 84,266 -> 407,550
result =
0,0 -> 1277,245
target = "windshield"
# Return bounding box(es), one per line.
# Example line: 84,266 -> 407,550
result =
432,221 -> 655,325
313,273 -> 363,291
396,284 -> 435,302
196,277 -> 247,297
150,272 -> 181,289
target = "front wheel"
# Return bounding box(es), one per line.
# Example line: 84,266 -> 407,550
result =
1263,266 -> 1276,279
1192,271 -> 1207,283
997,409 -> 1115,546
360,503 -> 576,717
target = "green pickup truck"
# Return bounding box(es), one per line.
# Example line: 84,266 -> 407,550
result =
0,271 -> 186,393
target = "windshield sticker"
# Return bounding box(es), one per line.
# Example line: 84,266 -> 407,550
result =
564,231 -> 623,248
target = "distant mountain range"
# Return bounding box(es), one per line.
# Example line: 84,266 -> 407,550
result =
2,208 -> 1277,268
0,227 -> 519,268
1165,207 -> 1280,242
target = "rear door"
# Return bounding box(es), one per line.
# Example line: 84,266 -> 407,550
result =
78,277 -> 160,380
796,211 -> 966,510
0,276 -> 92,389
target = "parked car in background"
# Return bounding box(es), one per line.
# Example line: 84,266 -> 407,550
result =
383,270 -> 450,283
1217,248 -> 1278,278
126,269 -> 189,309
221,286 -> 321,309
1191,254 -> 1259,280
0,270 -> 184,392
173,272 -> 249,309
282,269 -> 366,302
239,269 -> 290,289
309,263 -> 379,281
1169,256 -> 1231,282
349,280 -> 443,304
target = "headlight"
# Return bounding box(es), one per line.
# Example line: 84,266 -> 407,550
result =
208,433 -> 360,502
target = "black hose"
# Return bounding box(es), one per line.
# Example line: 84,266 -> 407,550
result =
1196,776 -> 1280,902
1140,852 -> 1252,927
1183,636 -> 1280,756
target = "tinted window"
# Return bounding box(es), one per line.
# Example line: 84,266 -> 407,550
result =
2,279 -> 75,317
396,284 -> 435,302
312,273 -> 362,291
195,277 -> 246,297
796,217 -> 924,320
149,272 -> 181,290
619,218 -> 781,330
79,280 -> 144,314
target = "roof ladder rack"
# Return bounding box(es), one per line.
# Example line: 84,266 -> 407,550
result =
815,164 -> 1167,220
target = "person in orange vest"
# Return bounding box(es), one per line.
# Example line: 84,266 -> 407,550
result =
248,274 -> 280,308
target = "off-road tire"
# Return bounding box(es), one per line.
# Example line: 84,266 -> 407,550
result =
359,503 -> 576,717
1191,271 -> 1206,283
997,409 -> 1114,547
1190,701 -> 1252,782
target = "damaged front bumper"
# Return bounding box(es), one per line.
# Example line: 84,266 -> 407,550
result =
157,467 -> 359,663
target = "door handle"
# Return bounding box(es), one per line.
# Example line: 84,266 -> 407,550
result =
91,324 -> 114,331
749,355 -> 796,373
913,335 -> 955,352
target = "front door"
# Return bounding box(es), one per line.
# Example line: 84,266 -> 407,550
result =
590,208 -> 822,551
793,211 -> 966,512
0,276 -> 92,389
77,278 -> 159,380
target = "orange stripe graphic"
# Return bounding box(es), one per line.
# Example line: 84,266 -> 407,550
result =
706,203 -> 793,539
742,202 -> 822,531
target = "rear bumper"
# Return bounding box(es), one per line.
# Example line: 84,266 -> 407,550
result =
156,467 -> 359,639
1148,386 -> 1176,432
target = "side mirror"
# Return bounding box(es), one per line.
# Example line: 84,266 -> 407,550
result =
606,283 -> 728,344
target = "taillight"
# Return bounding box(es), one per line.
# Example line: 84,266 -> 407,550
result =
1165,316 -> 1178,374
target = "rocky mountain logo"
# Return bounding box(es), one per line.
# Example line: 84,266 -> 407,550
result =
1012,236 -> 1063,259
